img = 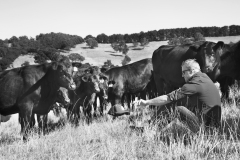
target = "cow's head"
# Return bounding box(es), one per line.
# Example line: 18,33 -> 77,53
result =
56,87 -> 70,106
51,57 -> 76,90
190,41 -> 224,81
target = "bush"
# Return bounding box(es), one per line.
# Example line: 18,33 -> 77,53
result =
121,55 -> 131,66
194,32 -> 205,42
21,61 -> 30,66
111,41 -> 129,54
86,38 -> 98,49
168,33 -> 204,45
140,38 -> 149,47
132,41 -> 139,47
102,60 -> 116,69
69,53 -> 85,62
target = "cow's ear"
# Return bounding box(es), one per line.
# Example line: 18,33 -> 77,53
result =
101,67 -> 108,73
100,75 -> 108,81
52,62 -> 58,70
213,41 -> 224,51
73,66 -> 78,72
189,45 -> 200,52
108,80 -> 115,85
82,76 -> 89,82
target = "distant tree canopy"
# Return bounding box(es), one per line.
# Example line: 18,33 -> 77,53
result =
69,53 -> 85,62
111,41 -> 129,54
95,25 -> 240,44
86,38 -> 98,48
0,25 -> 240,70
168,32 -> 206,45
0,32 -> 84,70
102,60 -> 116,70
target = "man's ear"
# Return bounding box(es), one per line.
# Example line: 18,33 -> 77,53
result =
52,62 -> 58,70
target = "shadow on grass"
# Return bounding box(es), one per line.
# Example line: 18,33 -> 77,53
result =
81,47 -> 91,49
110,54 -> 123,57
131,47 -> 144,50
105,51 -> 116,53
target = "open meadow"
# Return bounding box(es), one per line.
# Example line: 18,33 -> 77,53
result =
1,36 -> 240,159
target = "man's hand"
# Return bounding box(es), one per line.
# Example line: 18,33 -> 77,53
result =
133,99 -> 148,108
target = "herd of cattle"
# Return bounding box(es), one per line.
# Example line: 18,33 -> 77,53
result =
0,40 -> 240,140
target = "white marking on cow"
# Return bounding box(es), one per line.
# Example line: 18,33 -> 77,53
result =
73,67 -> 78,72
108,84 -> 113,87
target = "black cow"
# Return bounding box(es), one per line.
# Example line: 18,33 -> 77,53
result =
214,41 -> 240,99
67,72 -> 103,125
93,80 -> 108,117
34,87 -> 70,133
102,58 -> 154,116
152,41 -> 223,96
0,57 -> 76,140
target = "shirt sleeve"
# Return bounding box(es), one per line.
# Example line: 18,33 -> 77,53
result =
167,83 -> 197,102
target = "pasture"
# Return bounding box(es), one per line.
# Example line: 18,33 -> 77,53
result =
1,36 -> 240,159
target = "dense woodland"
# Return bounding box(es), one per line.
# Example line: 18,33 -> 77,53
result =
0,25 -> 239,71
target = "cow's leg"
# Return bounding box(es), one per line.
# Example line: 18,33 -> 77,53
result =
29,114 -> 36,128
99,96 -> 104,116
93,94 -> 98,117
83,104 -> 92,125
121,93 -> 126,109
19,102 -> 34,141
37,114 -> 48,135
126,93 -> 131,110
74,106 -> 80,126
154,76 -> 165,96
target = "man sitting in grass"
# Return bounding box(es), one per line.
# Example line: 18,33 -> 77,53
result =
134,59 -> 221,134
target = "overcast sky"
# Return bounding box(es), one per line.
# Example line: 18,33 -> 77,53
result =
0,0 -> 239,40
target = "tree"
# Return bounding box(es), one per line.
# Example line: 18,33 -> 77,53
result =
21,61 -> 30,66
140,38 -> 149,47
121,55 -> 131,66
96,33 -> 109,43
69,53 -> 85,62
194,32 -> 205,41
102,60 -> 115,69
84,35 -> 95,41
111,41 -> 129,54
132,41 -> 139,47
86,38 -> 98,49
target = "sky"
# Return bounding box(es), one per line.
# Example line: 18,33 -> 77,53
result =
0,0 -> 240,40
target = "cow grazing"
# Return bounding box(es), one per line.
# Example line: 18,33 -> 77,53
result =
152,41 -> 223,96
102,58 -> 154,116
0,57 -> 76,140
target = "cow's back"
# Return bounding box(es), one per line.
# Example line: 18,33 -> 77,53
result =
0,64 -> 48,115
152,44 -> 202,95
106,58 -> 153,93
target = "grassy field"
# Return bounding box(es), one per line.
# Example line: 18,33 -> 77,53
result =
1,36 -> 240,159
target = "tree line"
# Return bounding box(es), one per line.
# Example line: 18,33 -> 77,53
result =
94,25 -> 240,43
0,25 -> 239,70
0,33 -> 84,70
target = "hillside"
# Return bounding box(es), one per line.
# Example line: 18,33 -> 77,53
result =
11,36 -> 240,68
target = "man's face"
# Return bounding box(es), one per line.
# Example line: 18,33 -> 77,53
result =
182,66 -> 192,82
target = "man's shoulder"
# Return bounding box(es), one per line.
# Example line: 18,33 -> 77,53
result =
189,72 -> 212,84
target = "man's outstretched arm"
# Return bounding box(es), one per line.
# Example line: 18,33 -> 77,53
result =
134,95 -> 171,107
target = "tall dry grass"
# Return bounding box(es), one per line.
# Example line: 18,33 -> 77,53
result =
1,90 -> 240,160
